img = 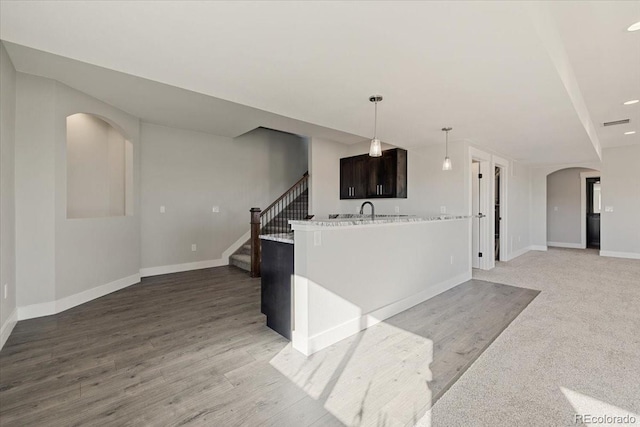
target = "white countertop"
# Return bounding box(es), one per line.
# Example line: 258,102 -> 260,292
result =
290,214 -> 471,230
259,233 -> 294,244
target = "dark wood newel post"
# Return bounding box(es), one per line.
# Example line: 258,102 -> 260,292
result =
250,208 -> 261,278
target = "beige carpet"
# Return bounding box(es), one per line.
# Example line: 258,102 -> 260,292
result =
422,248 -> 640,426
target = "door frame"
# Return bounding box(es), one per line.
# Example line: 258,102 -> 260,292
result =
468,147 -> 492,270
492,155 -> 509,264
580,170 -> 601,249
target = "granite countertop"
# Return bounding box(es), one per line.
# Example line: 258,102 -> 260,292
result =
259,232 -> 294,244
289,214 -> 471,228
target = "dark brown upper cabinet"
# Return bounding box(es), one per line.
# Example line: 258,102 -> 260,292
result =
340,148 -> 407,199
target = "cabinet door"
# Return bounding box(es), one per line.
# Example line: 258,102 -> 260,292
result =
379,151 -> 397,197
352,155 -> 369,199
366,157 -> 381,197
367,151 -> 396,197
340,157 -> 354,199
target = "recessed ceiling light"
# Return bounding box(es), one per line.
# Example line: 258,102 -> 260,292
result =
624,131 -> 636,135
623,99 -> 639,105
628,21 -> 640,32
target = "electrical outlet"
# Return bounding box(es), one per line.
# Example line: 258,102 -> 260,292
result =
395,206 -> 400,213
605,206 -> 614,212
440,206 -> 446,214
212,206 -> 220,213
554,206 -> 558,211
3,284 -> 7,299
450,256 -> 454,265
160,206 -> 166,214
191,244 -> 197,252
314,231 -> 322,246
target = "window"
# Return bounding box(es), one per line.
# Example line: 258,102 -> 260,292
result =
66,113 -> 133,218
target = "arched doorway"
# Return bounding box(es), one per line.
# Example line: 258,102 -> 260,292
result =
546,167 -> 600,249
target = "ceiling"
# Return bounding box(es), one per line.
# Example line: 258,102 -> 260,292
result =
1,1 -> 638,165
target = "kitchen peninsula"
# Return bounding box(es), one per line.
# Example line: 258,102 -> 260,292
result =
273,214 -> 472,356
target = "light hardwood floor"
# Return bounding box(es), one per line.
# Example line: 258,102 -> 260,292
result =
0,267 -> 538,427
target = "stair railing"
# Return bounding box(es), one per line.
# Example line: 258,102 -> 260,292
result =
249,172 -> 309,277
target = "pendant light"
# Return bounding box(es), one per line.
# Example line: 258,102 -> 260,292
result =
442,127 -> 453,171
369,95 -> 383,157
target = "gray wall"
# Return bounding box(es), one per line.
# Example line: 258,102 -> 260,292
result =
140,124 -> 308,269
0,43 -> 17,335
15,73 -> 56,307
601,145 -> 640,257
546,167 -> 595,245
15,72 -> 141,308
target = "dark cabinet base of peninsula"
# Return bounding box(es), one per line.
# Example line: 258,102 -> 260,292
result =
260,239 -> 293,340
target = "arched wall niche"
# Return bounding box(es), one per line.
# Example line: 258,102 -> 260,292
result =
66,112 -> 134,218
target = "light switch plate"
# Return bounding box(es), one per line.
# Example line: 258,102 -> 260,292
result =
440,206 -> 446,214
160,206 -> 166,214
605,206 -> 614,212
191,244 -> 197,252
212,206 -> 220,213
395,206 -> 400,213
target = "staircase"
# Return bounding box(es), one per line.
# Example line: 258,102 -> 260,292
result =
230,173 -> 309,274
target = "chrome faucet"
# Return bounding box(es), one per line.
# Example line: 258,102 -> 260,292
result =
359,201 -> 375,220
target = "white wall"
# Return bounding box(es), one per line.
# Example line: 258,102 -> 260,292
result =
506,161 -> 532,257
308,137 -> 348,219
315,140 -> 468,216
15,72 -> 141,314
546,167 -> 595,246
601,145 -> 640,258
292,219 -> 471,355
66,113 -> 128,218
0,43 -> 17,346
140,125 -> 308,270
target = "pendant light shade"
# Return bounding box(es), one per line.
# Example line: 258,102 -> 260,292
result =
442,127 -> 453,171
369,95 -> 383,157
369,138 -> 382,157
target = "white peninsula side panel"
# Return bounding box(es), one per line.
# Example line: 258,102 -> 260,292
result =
291,218 -> 471,355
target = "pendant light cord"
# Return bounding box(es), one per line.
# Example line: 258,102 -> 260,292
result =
445,130 -> 449,157
373,101 -> 378,140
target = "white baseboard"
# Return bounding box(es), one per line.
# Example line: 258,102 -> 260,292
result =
506,246 -> 531,261
530,245 -> 548,251
548,242 -> 584,249
0,309 -> 18,350
222,230 -> 251,263
296,271 -> 472,356
18,273 -> 140,321
140,258 -> 227,278
599,251 -> 640,260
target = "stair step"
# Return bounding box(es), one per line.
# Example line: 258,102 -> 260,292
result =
230,254 -> 251,272
235,245 -> 251,256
